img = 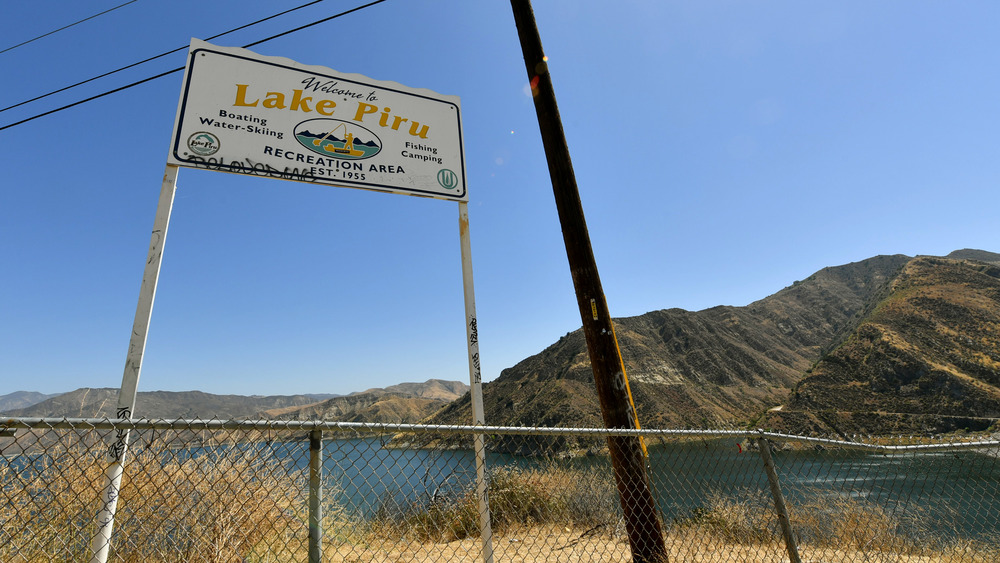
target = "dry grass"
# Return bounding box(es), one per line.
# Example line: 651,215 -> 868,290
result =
3,445 -> 998,562
322,525 -> 1000,563
671,488 -> 1000,562
361,466 -> 1000,562
370,464 -> 620,544
0,445 -> 328,562
672,491 -> 775,545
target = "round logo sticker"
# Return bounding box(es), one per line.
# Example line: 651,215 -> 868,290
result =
187,132 -> 221,156
437,169 -> 459,190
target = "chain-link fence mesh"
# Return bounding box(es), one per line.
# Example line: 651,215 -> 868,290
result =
2,418 -> 998,562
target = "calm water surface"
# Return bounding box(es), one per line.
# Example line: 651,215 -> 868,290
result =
262,437 -> 1000,539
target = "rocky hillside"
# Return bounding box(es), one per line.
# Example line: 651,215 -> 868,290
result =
430,254 -> 912,429
763,254 -> 1000,435
429,251 -> 1000,436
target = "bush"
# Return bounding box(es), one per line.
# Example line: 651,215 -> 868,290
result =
374,463 -> 621,543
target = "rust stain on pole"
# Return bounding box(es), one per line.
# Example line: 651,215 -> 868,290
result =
508,2 -> 668,561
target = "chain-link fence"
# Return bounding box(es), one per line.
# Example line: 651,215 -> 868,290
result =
2,417 -> 998,562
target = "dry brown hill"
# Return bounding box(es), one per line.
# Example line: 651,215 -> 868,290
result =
429,254 -> 914,430
763,255 -> 1000,435
352,379 -> 468,402
266,380 -> 469,423
264,392 -> 446,423
945,248 -> 1000,263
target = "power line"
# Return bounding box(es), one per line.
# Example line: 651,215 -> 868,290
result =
1,0 -> 329,115
0,68 -> 182,133
0,0 -> 387,133
242,0 -> 384,50
0,0 -> 141,55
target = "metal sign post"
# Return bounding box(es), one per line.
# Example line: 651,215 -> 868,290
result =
459,201 -> 495,563
91,164 -> 178,563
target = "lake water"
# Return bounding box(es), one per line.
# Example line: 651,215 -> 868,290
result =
262,436 -> 1000,540
5,434 -> 997,543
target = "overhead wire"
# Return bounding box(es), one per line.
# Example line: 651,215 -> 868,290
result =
1,0 -> 329,115
0,0 -> 141,55
0,0 -> 388,132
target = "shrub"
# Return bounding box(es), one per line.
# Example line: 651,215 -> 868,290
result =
374,463 -> 621,543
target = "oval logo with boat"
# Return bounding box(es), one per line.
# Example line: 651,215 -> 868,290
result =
294,119 -> 381,160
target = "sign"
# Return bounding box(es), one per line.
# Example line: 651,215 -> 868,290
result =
169,39 -> 467,201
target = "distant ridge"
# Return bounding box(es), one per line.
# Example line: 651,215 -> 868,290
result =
0,391 -> 62,413
3,389 -> 340,419
945,248 -> 1000,264
267,379 -> 469,423
351,379 -> 469,401
3,379 -> 467,423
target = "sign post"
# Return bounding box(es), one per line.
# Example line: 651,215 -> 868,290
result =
93,40 -> 492,562
91,164 -> 178,562
459,201 -> 495,563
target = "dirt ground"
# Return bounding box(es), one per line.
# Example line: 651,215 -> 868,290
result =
318,525 -> 979,563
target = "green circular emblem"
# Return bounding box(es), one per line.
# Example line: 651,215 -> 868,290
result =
187,132 -> 220,156
437,169 -> 458,190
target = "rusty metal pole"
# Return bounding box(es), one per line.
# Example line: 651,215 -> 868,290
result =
509,2 -> 668,561
757,432 -> 802,563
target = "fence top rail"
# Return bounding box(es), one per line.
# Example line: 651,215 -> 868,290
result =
3,417 -> 998,453
3,416 -> 747,437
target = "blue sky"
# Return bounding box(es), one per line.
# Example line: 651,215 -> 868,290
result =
2,1 -> 998,398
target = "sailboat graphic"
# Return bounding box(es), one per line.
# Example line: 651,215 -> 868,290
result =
294,119 -> 381,160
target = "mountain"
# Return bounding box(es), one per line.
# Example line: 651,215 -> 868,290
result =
0,391 -> 63,413
945,249 -> 1000,263
266,379 -> 469,423
4,379 -> 467,423
10,250 -> 999,438
4,388 -> 340,419
427,251 -> 1000,437
352,379 -> 468,401
763,255 -> 1000,435
1,381 -> 466,456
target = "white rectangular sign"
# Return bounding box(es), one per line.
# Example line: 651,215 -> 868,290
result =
169,39 -> 467,201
